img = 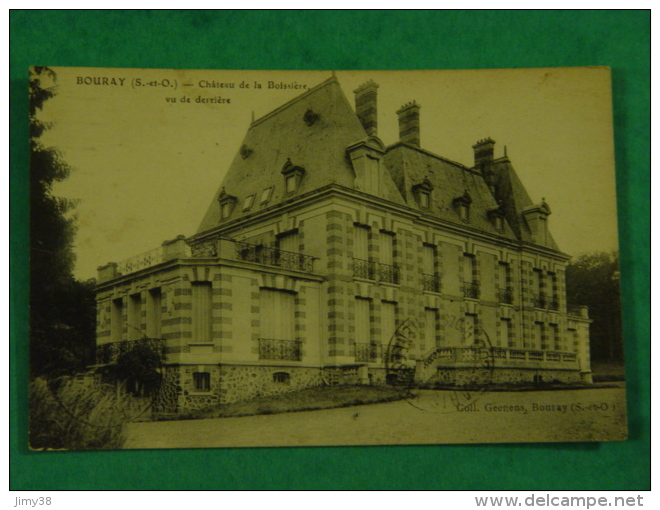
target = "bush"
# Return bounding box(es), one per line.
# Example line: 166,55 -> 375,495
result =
29,376 -> 132,450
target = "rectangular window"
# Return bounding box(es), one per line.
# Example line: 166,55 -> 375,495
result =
111,298 -> 124,343
459,204 -> 469,221
277,230 -> 299,253
221,202 -> 231,219
500,318 -> 510,348
423,244 -> 436,275
550,323 -> 561,351
355,297 -> 371,344
380,232 -> 394,266
260,289 -> 295,341
354,224 -> 369,261
192,282 -> 212,343
381,301 -> 397,346
533,269 -> 543,305
286,174 -> 297,193
425,308 -> 439,348
548,272 -> 559,310
535,322 -> 544,350
463,254 -> 479,298
463,314 -> 476,345
242,194 -> 255,211
128,293 -> 142,340
193,372 -> 211,392
419,192 -> 429,209
147,288 -> 161,338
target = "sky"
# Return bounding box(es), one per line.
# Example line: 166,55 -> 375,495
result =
38,67 -> 620,280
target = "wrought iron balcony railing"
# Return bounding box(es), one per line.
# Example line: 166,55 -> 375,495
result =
352,258 -> 400,284
353,258 -> 376,280
379,263 -> 400,285
423,273 -> 442,293
497,286 -> 514,304
533,292 -> 560,311
258,338 -> 302,361
463,281 -> 480,299
533,292 -> 546,308
96,338 -> 166,365
355,343 -> 381,362
236,241 -> 314,272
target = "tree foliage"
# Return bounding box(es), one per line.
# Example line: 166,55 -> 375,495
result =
566,251 -> 623,361
30,67 -> 96,376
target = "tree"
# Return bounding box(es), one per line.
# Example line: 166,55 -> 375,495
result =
565,251 -> 623,361
29,67 -> 96,376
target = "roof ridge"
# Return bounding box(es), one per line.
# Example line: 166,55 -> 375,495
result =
249,75 -> 339,128
386,141 -> 469,170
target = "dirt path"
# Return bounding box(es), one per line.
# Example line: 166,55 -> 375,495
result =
124,386 -> 627,449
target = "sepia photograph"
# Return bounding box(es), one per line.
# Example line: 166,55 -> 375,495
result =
29,67 -> 626,449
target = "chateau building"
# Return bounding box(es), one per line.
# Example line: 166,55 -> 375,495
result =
95,76 -> 592,413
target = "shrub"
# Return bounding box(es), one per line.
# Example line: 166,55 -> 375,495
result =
29,376 -> 132,450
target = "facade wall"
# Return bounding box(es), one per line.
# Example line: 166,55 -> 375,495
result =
97,189 -> 592,411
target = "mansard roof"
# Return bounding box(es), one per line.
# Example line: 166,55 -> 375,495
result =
383,143 -> 518,240
197,76 -> 561,252
197,76 -> 405,233
489,157 -> 559,250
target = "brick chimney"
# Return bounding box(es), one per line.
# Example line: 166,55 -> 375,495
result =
472,137 -> 496,173
354,80 -> 379,136
396,101 -> 421,147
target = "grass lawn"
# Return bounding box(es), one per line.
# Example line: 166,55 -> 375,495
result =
155,385 -> 412,421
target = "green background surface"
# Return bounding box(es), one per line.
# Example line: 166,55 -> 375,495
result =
10,10 -> 650,490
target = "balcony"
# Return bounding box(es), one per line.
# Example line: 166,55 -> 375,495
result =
463,281 -> 480,299
96,338 -> 166,365
352,258 -> 400,284
533,292 -> 546,308
497,286 -> 514,304
533,292 -> 560,311
423,273 -> 442,293
353,258 -> 376,280
425,346 -> 579,367
379,263 -> 400,285
355,343 -> 381,362
258,338 -> 302,361
236,241 -> 314,272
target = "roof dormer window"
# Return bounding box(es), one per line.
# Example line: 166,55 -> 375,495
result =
260,187 -> 273,205
281,158 -> 306,195
242,194 -> 255,211
453,190 -> 472,223
487,205 -> 506,231
412,178 -> 433,210
286,174 -> 297,193
217,187 -> 238,221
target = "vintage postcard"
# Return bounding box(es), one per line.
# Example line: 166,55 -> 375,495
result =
29,67 -> 626,449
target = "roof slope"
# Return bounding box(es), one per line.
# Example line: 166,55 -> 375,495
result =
197,76 -> 403,234
384,143 -> 518,240
490,157 -> 560,250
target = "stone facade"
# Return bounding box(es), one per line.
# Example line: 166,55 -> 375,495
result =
95,77 -> 592,414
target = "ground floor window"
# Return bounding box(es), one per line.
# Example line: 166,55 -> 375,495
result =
193,372 -> 211,392
273,372 -> 291,384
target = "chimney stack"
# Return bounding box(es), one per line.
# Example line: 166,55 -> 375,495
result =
396,101 -> 421,147
354,80 -> 379,136
472,138 -> 496,172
